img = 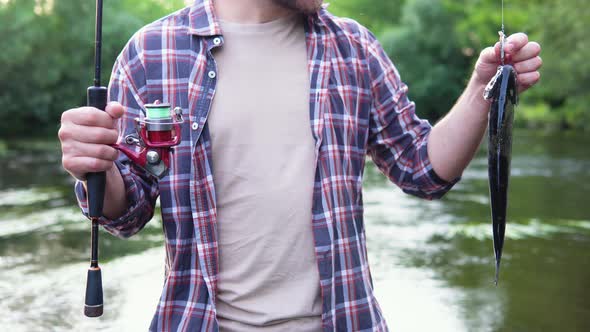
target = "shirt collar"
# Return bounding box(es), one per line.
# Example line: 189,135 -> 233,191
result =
187,0 -> 327,36
188,0 -> 223,36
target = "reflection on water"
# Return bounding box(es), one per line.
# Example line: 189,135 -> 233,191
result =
1,131 -> 589,331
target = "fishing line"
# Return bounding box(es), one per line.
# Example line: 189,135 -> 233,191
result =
502,0 -> 504,34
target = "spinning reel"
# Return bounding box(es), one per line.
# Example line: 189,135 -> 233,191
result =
114,102 -> 184,178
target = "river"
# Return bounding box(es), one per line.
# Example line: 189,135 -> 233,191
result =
1,131 -> 589,331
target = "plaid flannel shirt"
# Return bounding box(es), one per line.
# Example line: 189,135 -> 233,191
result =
75,1 -> 458,330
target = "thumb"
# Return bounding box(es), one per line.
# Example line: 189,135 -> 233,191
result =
105,102 -> 125,120
480,42 -> 501,65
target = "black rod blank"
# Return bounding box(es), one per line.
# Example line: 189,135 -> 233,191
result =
84,0 -> 106,318
93,0 -> 103,87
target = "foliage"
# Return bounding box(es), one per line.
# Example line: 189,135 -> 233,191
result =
533,0 -> 590,130
514,103 -> 560,129
443,0 -> 541,49
378,0 -> 471,121
0,0 -> 186,137
327,0 -> 405,34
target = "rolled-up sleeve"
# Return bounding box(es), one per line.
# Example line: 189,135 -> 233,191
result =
365,32 -> 459,200
74,36 -> 159,238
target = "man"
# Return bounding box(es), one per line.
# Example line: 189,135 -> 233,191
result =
58,0 -> 542,331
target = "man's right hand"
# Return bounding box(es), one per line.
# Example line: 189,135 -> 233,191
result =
59,102 -> 125,181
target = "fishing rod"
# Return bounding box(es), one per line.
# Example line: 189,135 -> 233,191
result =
84,0 -> 106,318
81,0 -> 184,317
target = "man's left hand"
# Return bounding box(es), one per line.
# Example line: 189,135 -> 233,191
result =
474,32 -> 542,93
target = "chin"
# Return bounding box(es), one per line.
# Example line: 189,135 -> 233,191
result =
276,0 -> 323,14
297,0 -> 323,14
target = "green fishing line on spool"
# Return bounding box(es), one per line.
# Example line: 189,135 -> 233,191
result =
146,104 -> 171,120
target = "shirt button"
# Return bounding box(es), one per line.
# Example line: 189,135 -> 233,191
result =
213,37 -> 222,46
208,71 -> 216,79
192,122 -> 199,130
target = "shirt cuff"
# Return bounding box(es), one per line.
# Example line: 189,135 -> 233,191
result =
427,166 -> 461,194
415,136 -> 461,199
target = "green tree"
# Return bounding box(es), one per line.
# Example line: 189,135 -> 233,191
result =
328,0 -> 406,34
0,0 -> 186,137
379,0 -> 472,121
533,0 -> 590,129
444,0 -> 541,50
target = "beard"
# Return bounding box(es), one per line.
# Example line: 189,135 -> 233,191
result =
273,0 -> 323,14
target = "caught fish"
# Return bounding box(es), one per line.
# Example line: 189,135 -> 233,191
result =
484,64 -> 518,285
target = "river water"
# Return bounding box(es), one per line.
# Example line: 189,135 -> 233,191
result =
1,131 -> 589,332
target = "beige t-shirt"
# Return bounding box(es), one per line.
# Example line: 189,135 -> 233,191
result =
208,14 -> 322,332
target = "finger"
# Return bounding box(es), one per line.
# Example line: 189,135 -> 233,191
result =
518,71 -> 541,92
493,42 -> 513,63
505,33 -> 529,53
62,156 -> 114,175
62,141 -> 119,161
493,41 -> 501,57
512,42 -> 541,63
63,107 -> 116,129
480,46 -> 499,65
514,56 -> 543,74
106,102 -> 125,120
59,123 -> 118,145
